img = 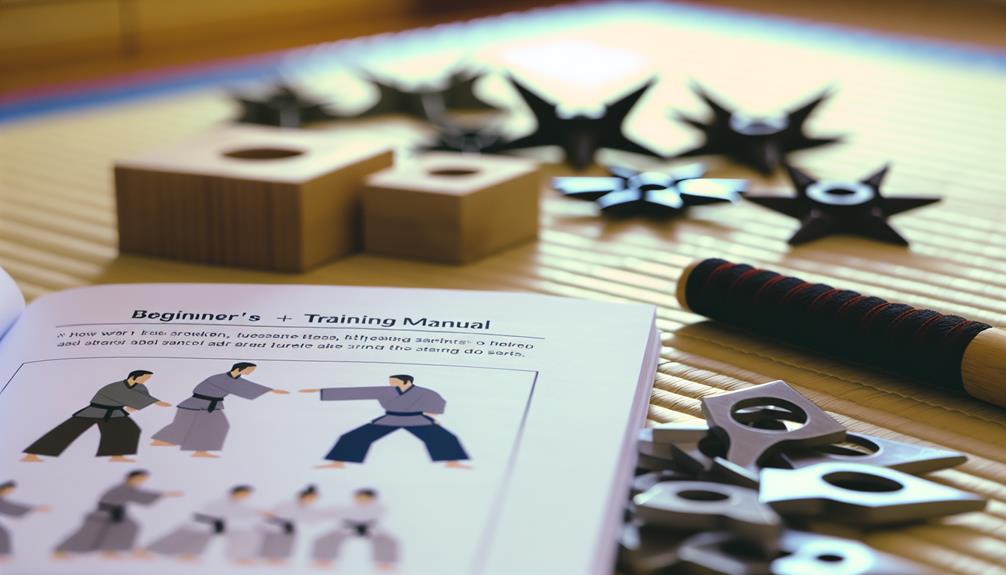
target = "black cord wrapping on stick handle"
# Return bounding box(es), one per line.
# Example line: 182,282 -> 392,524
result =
683,258 -> 992,393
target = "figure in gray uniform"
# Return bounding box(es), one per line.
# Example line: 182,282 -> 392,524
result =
301,374 -> 470,469
21,370 -> 170,463
53,470 -> 181,559
151,362 -> 289,458
257,485 -> 325,564
0,481 -> 49,561
312,489 -> 399,571
147,485 -> 262,564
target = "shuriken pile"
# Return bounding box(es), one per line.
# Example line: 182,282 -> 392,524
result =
494,77 -> 663,170
552,164 -> 746,217
233,83 -> 340,128
746,163 -> 940,246
674,85 -> 842,175
352,71 -> 499,121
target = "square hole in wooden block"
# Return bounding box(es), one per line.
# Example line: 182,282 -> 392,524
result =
362,153 -> 541,264
114,126 -> 393,272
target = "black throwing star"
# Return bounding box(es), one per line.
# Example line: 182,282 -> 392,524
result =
747,163 -> 940,245
351,71 -> 499,122
673,84 -> 842,174
421,119 -> 506,154
232,83 -> 339,128
552,163 -> 746,217
493,77 -> 663,171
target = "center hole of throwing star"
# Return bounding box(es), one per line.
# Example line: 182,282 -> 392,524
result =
806,181 -> 875,206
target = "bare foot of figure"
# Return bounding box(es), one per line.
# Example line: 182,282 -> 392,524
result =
314,462 -> 346,470
265,558 -> 287,566
192,451 -> 220,459
178,554 -> 200,562
52,552 -> 71,560
20,454 -> 43,463
234,558 -> 256,566
377,562 -> 396,572
445,461 -> 472,469
134,549 -> 154,560
100,551 -> 120,559
150,440 -> 176,447
314,560 -> 334,569
108,456 -> 136,463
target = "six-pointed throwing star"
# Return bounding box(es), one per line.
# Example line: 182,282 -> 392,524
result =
673,84 -> 842,175
747,163 -> 940,245
232,83 -> 340,128
552,163 -> 746,217
351,71 -> 499,122
493,77 -> 663,170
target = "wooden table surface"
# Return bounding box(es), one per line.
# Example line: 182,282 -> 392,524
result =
1,3 -> 1004,573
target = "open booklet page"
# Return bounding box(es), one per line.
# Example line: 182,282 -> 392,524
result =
0,266 -> 25,338
0,283 -> 657,575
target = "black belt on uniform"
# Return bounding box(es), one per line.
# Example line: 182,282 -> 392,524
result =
344,521 -> 373,537
384,411 -> 423,416
194,513 -> 226,534
90,402 -> 128,422
192,393 -> 225,413
98,502 -> 126,522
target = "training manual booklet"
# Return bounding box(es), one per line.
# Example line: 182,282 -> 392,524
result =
0,266 -> 659,575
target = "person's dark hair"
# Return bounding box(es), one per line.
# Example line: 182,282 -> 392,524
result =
299,485 -> 318,498
127,470 -> 149,480
231,362 -> 257,372
0,480 -> 16,491
355,488 -> 378,499
231,485 -> 253,495
127,370 -> 153,381
389,374 -> 414,384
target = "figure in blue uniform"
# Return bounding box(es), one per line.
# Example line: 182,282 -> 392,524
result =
302,374 -> 470,469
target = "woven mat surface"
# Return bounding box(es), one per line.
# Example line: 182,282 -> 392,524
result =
1,4 -> 1004,573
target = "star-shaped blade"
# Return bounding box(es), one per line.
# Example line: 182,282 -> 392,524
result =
746,162 -> 940,246
349,70 -> 499,122
420,119 -> 506,154
495,77 -> 663,170
232,83 -> 339,128
551,163 -> 745,217
672,84 -> 843,175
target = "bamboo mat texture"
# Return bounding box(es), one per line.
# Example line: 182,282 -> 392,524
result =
1,4 -> 1004,573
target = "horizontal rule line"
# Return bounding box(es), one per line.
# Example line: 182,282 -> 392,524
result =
53,322 -> 546,340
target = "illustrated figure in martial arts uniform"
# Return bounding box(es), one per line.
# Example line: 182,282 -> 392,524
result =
147,485 -> 263,565
151,362 -> 289,458
53,470 -> 181,559
312,489 -> 399,571
0,481 -> 49,561
257,485 -> 324,565
301,374 -> 470,469
21,370 -> 170,463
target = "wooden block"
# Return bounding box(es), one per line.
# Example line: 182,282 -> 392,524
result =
362,153 -> 540,263
115,126 -> 393,272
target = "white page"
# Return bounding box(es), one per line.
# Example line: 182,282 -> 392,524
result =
0,283 -> 656,575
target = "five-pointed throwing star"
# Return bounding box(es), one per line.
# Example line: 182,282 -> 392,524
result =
746,163 -> 940,245
232,83 -> 340,128
673,84 -> 842,175
421,119 -> 506,154
552,163 -> 746,217
350,71 -> 499,122
493,77 -> 663,170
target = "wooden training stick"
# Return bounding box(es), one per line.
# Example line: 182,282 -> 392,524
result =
676,258 -> 1006,408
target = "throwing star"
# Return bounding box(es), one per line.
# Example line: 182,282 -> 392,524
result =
747,163 -> 940,245
493,77 -> 663,170
232,83 -> 339,128
673,84 -> 842,174
552,163 -> 746,217
352,71 -> 499,122
421,119 -> 506,154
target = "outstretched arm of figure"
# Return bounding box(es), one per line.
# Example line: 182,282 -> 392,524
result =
308,387 -> 393,402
